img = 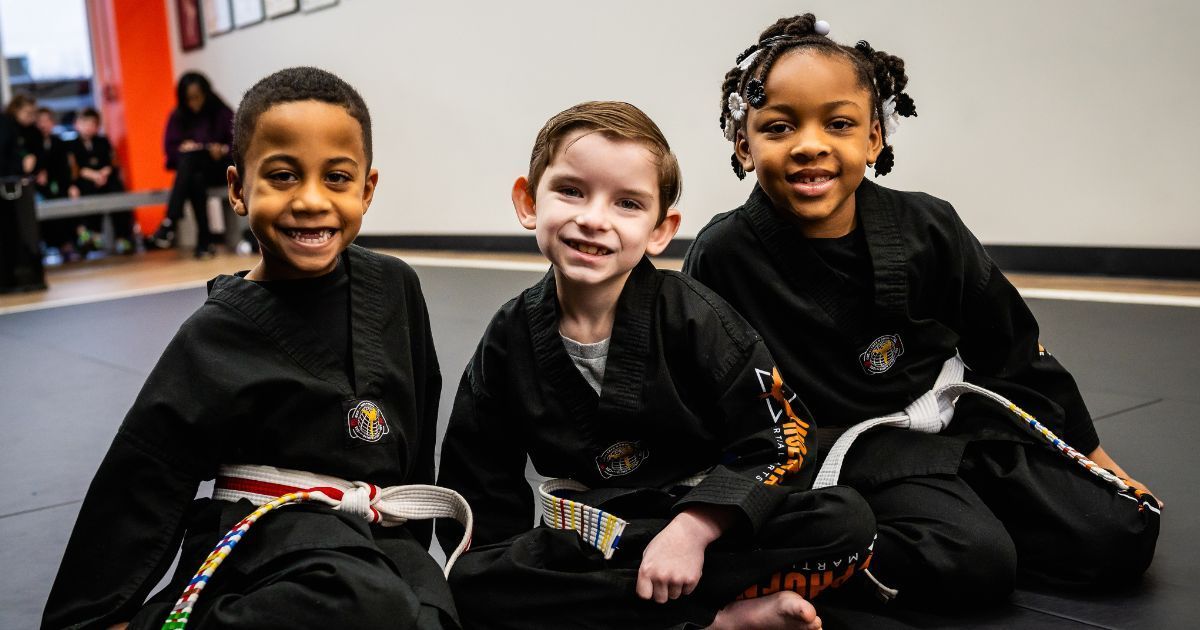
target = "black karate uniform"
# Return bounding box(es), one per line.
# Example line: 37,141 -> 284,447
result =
43,246 -> 459,629
35,134 -> 81,248
684,182 -> 1159,606
65,135 -> 132,241
438,258 -> 876,629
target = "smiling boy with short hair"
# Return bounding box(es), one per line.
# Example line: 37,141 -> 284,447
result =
44,67 -> 463,630
437,101 -> 876,630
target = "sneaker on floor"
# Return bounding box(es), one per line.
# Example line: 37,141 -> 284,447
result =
149,219 -> 176,249
194,245 -> 217,260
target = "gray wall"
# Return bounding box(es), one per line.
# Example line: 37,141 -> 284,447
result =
166,0 -> 1200,248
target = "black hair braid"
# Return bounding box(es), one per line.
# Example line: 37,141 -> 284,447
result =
854,40 -> 917,176
718,66 -> 742,133
875,146 -> 896,176
760,13 -> 816,40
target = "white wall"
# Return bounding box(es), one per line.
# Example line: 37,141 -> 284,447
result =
166,0 -> 1200,248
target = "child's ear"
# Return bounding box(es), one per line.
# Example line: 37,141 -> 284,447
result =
512,177 -> 537,231
867,119 -> 883,165
646,207 -> 682,257
228,165 -> 247,216
733,130 -> 755,174
361,168 -> 379,215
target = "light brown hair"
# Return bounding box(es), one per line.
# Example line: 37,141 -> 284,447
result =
526,101 -> 681,223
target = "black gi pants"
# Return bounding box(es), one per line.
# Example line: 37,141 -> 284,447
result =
130,499 -> 460,630
75,171 -> 133,243
449,486 -> 876,630
859,438 -> 1160,609
166,152 -> 227,254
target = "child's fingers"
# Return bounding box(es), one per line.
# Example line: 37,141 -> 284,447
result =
654,579 -> 670,603
635,572 -> 654,600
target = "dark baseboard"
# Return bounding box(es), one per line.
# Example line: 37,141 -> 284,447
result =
984,245 -> 1200,280
354,234 -> 543,254
354,234 -> 695,259
355,234 -> 1199,279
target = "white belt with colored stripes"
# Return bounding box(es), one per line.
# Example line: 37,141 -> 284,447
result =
813,355 -> 1134,496
537,473 -> 708,560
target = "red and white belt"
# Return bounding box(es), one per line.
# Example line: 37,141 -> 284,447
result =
161,464 -> 472,630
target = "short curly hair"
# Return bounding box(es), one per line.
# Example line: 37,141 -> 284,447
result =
232,66 -> 372,175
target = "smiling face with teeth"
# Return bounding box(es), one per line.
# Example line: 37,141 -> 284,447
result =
229,100 -> 378,281
735,51 -> 882,238
512,129 -> 680,302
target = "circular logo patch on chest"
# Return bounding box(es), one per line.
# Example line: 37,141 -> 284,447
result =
346,400 -> 390,443
859,334 -> 904,375
595,441 -> 649,479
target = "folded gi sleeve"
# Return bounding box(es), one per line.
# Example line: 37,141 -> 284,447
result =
671,338 -> 806,536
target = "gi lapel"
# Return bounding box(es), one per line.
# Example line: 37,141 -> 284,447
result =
855,180 -> 909,320
206,265 -> 354,400
344,245 -> 388,400
524,269 -> 602,432
596,257 -> 656,418
523,258 -> 658,440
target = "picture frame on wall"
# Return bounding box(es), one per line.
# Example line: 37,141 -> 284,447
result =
300,0 -> 338,13
202,0 -> 233,37
176,0 -> 204,51
231,0 -> 266,28
264,0 -> 299,19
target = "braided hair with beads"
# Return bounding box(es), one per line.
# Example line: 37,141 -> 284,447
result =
718,13 -> 916,179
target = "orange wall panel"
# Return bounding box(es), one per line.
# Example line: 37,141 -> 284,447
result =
88,0 -> 176,235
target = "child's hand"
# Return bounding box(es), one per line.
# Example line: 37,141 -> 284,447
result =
1088,445 -> 1163,508
636,505 -> 734,603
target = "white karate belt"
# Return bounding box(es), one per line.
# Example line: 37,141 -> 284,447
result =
538,479 -> 629,560
813,354 -> 1131,492
812,354 -> 1140,603
214,464 -> 474,574
538,473 -> 708,560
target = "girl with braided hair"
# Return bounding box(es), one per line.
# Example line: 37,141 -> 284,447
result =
685,13 -> 1160,610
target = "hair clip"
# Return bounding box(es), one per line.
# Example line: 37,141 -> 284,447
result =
746,79 -> 766,108
737,49 -> 763,71
881,95 -> 900,140
723,117 -> 738,142
814,20 -> 831,36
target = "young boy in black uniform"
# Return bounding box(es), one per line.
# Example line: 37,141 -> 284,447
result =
437,101 -> 876,630
684,14 -> 1160,609
43,67 -> 464,630
65,107 -> 135,253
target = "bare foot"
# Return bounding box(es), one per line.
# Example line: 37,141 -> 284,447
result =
707,591 -> 820,630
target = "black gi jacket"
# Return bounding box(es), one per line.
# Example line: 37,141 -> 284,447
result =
65,135 -> 122,194
684,182 -> 1099,486
438,258 -> 815,551
43,245 -> 442,629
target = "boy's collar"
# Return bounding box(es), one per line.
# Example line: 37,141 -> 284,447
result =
524,257 -> 659,416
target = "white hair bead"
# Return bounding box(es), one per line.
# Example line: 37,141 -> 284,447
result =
815,20 -> 831,36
